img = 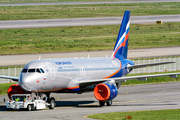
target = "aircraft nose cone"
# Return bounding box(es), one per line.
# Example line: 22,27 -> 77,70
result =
19,73 -> 35,91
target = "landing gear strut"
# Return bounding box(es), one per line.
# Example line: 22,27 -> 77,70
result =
99,101 -> 105,106
48,98 -> 55,109
45,92 -> 55,109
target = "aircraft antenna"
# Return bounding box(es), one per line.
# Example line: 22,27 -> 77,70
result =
39,56 -> 41,60
88,54 -> 90,58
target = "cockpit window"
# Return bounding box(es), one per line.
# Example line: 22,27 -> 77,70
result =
22,69 -> 28,73
36,68 -> 41,73
40,68 -> 44,73
22,68 -> 44,73
28,69 -> 35,73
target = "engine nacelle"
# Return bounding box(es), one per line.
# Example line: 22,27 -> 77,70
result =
94,80 -> 118,102
7,84 -> 25,99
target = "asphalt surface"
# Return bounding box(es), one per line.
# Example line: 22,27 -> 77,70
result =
0,47 -> 179,66
1,82 -> 180,120
1,15 -> 180,29
0,0 -> 179,6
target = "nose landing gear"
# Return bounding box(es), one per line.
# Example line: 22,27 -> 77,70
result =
44,92 -> 55,109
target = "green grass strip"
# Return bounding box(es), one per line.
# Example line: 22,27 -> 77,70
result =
0,0 -> 141,4
0,83 -> 15,95
0,2 -> 180,20
0,0 -> 135,4
88,109 -> 180,120
0,22 -> 180,55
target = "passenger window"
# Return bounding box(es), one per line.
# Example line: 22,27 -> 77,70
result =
22,69 -> 28,73
28,69 -> 35,73
36,69 -> 41,73
40,68 -> 44,73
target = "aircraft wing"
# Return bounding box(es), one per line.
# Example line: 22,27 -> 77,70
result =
79,72 -> 180,88
128,62 -> 175,69
0,75 -> 19,82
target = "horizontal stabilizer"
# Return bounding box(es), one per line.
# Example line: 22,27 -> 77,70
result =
128,62 -> 175,69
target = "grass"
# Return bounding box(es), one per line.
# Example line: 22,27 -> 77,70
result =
0,2 -> 180,20
0,83 -> 15,95
88,109 -> 180,120
0,0 -> 132,4
0,22 -> 180,55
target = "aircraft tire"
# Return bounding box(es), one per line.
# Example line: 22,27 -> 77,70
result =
106,100 -> 112,106
99,101 -> 105,107
27,105 -> 32,111
32,105 -> 36,111
43,97 -> 47,101
48,97 -> 55,109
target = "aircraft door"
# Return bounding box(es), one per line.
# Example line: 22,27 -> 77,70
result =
46,62 -> 55,80
79,66 -> 85,76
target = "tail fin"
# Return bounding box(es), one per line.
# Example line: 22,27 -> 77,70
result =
111,11 -> 130,59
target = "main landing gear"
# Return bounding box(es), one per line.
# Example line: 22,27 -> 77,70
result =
99,100 -> 112,107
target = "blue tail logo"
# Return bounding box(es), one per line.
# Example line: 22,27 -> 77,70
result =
111,11 -> 130,59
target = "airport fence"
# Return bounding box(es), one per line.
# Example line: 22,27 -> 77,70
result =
0,56 -> 180,83
130,56 -> 180,74
0,66 -> 24,83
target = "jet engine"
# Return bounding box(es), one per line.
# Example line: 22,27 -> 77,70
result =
94,80 -> 118,102
7,84 -> 25,99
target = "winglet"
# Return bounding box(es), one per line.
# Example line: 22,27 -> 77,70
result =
111,11 -> 130,59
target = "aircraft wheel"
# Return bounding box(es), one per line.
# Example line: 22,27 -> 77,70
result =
32,106 -> 36,111
43,97 -> 47,101
106,100 -> 112,106
27,105 -> 32,111
99,101 -> 105,107
48,97 -> 55,109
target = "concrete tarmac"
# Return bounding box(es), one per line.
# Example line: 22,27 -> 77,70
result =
1,15 -> 180,29
0,47 -> 179,66
0,82 -> 180,120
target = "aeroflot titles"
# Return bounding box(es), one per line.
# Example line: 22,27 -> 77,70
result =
55,61 -> 72,65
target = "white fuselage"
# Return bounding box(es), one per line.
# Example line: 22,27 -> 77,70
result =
19,57 -> 129,93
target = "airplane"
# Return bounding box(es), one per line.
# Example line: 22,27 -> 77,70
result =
0,11 -> 180,108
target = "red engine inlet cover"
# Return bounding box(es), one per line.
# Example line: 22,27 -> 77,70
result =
94,83 -> 110,101
7,84 -> 24,99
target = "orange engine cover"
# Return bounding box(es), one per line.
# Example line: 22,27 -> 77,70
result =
94,83 -> 110,101
7,84 -> 25,99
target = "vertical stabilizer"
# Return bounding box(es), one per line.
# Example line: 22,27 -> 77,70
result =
111,11 -> 130,59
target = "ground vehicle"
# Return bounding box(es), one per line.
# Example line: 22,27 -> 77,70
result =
5,94 -> 55,111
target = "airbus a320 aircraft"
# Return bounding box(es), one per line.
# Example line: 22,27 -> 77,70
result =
1,11 -> 180,108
